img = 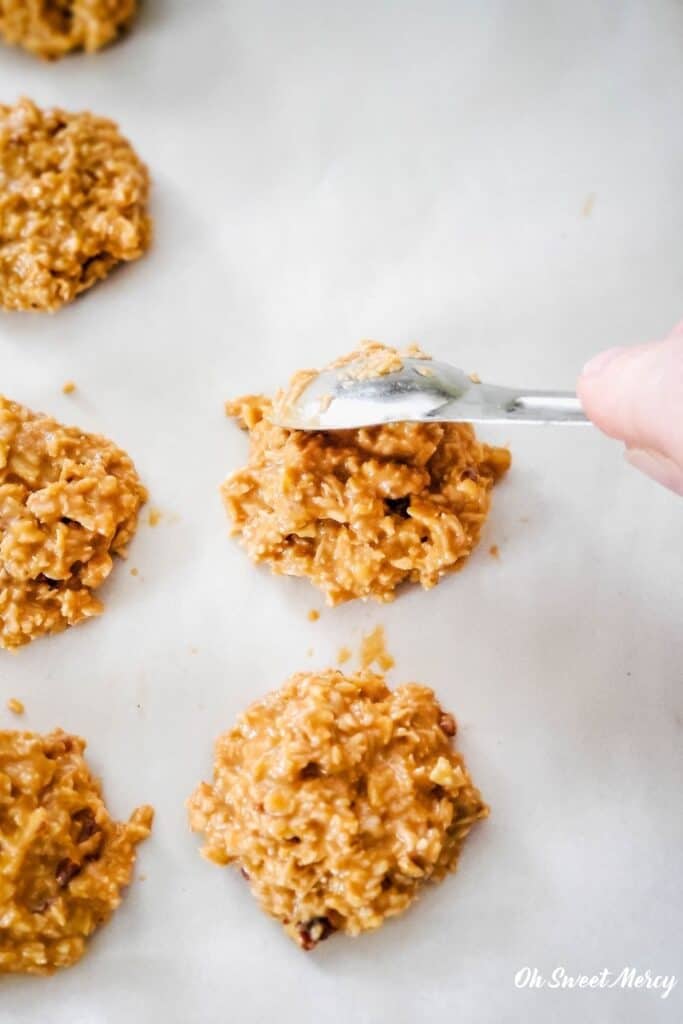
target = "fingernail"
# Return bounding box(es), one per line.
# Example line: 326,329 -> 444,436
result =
625,447 -> 683,496
581,346 -> 625,378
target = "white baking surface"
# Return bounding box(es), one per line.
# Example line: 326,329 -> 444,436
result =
1,1 -> 682,1021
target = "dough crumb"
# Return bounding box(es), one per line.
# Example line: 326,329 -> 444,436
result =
188,669 -> 487,950
468,372 -> 482,384
582,193 -> 596,218
337,646 -> 351,665
332,339 -> 428,381
489,544 -> 500,560
360,626 -> 395,672
130,567 -> 139,576
6,698 -> 24,715
147,508 -> 162,527
62,381 -> 77,395
307,609 -> 320,622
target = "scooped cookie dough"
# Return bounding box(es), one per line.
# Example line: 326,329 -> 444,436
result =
0,98 -> 151,312
188,669 -> 487,950
0,0 -> 136,59
223,343 -> 511,604
0,729 -> 153,974
0,395 -> 147,651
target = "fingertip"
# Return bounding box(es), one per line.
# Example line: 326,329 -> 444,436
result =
579,346 -> 625,378
576,350 -> 631,440
625,447 -> 683,496
578,331 -> 683,463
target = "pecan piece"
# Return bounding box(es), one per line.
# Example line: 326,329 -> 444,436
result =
298,916 -> 335,951
72,807 -> 99,843
55,858 -> 81,888
439,712 -> 456,737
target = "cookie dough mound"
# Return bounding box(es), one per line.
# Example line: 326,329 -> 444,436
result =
0,729 -> 153,974
0,395 -> 147,650
0,0 -> 136,59
222,344 -> 511,604
0,98 -> 151,312
188,669 -> 487,949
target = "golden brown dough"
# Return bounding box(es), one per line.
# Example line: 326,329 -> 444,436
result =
0,395 -> 146,651
0,0 -> 136,59
222,344 -> 511,604
0,98 -> 151,312
0,729 -> 152,974
188,669 -> 487,950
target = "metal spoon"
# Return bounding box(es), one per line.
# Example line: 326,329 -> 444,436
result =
275,357 -> 588,430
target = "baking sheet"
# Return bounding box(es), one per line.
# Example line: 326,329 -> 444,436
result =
2,2 -> 682,1022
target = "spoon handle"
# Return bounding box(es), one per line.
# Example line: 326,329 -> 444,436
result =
438,385 -> 590,425
498,389 -> 588,424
